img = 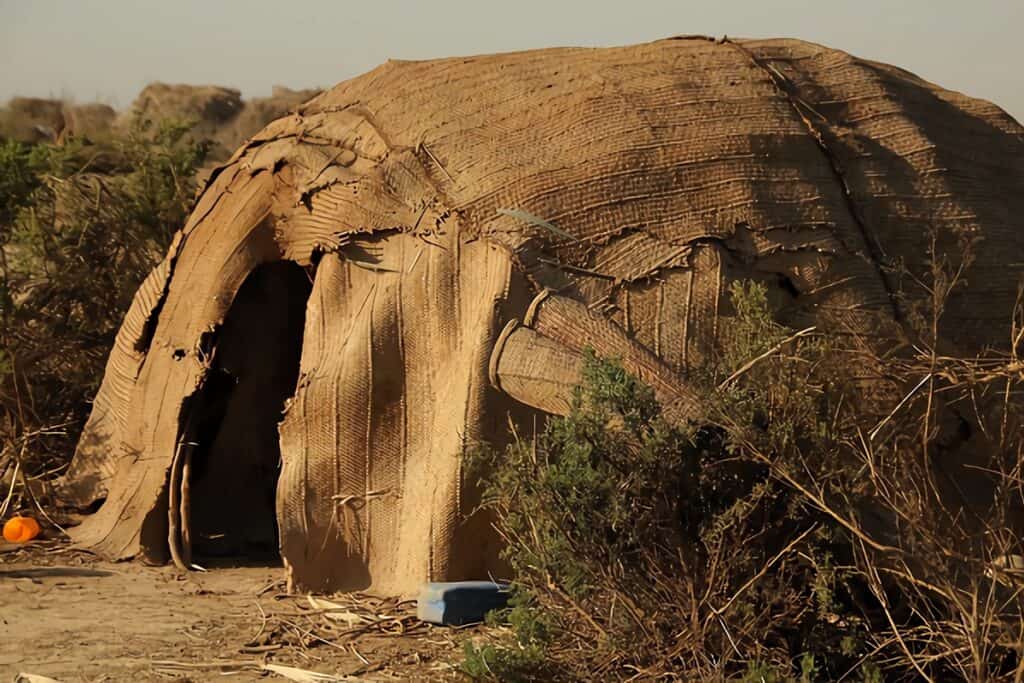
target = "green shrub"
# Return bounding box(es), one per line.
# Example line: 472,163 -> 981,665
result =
466,282 -> 864,680
461,639 -> 549,682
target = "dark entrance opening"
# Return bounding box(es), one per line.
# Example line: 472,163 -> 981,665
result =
184,260 -> 312,564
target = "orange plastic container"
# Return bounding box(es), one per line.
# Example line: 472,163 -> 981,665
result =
2,516 -> 41,543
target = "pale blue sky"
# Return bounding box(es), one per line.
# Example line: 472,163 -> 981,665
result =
1,0 -> 1021,122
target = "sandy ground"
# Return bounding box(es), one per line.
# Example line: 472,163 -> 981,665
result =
0,541 -> 481,682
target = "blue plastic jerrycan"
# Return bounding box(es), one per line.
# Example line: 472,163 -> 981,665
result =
416,580 -> 511,626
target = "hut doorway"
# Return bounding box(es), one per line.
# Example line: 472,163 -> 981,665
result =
179,260 -> 312,564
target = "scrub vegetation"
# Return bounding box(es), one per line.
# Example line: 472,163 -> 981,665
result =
467,276 -> 1024,681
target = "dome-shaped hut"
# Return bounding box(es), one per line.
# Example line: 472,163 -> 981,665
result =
61,36 -> 1024,595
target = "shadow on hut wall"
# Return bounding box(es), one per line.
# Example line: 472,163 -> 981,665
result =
185,260 -> 312,565
807,56 -> 1023,353
739,64 -> 1024,535
844,76 -> 1024,534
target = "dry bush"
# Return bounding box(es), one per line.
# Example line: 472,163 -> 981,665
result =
467,260 -> 1024,681
0,119 -> 207,520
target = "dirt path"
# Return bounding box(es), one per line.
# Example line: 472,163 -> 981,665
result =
0,543 -> 480,682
